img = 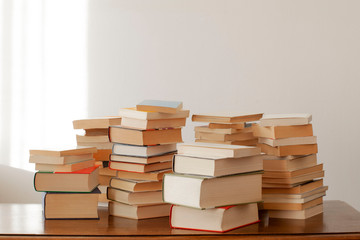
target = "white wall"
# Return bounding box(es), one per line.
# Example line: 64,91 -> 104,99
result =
88,0 -> 360,211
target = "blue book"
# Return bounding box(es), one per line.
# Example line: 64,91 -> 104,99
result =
136,100 -> 183,114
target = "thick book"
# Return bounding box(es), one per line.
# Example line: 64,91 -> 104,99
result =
44,188 -> 100,219
29,153 -> 93,165
109,160 -> 172,173
263,154 -> 317,171
170,203 -> 259,233
192,113 -> 263,124
252,124 -> 313,139
260,114 -> 312,127
76,135 -> 109,143
99,167 -> 117,176
208,123 -> 245,130
34,166 -> 99,192
258,143 -> 318,157
177,142 -> 261,159
98,175 -> 112,186
163,172 -> 262,209
136,100 -> 183,114
29,146 -> 97,157
73,117 -> 122,129
118,107 -> 190,120
35,159 -> 95,172
121,117 -> 186,130
110,178 -> 163,192
195,131 -> 255,142
263,197 -> 323,211
259,136 -> 317,147
109,126 -> 183,146
107,187 -> 163,205
93,149 -> 112,161
173,154 -> 263,177
112,143 -> 177,157
110,153 -> 174,164
109,202 -> 170,219
117,169 -> 171,181
195,138 -> 258,146
263,164 -> 323,178
262,180 -> 324,194
268,204 -> 323,219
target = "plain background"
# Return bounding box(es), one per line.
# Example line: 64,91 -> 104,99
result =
87,0 -> 360,211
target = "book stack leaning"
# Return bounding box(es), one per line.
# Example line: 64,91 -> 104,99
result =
163,142 -> 263,232
107,100 -> 189,219
29,146 -> 100,219
253,114 -> 328,219
192,113 -> 264,146
73,117 -> 122,206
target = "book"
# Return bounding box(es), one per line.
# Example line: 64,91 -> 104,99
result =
34,166 -> 99,192
109,160 -> 172,173
44,188 -> 100,219
173,154 -> 263,177
192,113 -> 263,124
35,159 -> 95,172
262,180 -> 324,194
77,142 -> 113,149
195,126 -> 243,134
262,170 -> 324,185
112,143 -> 177,157
259,136 -> 317,147
260,114 -> 312,127
110,152 -> 174,164
118,107 -> 190,120
76,135 -> 109,143
84,128 -> 109,136
110,178 -> 163,192
195,131 -> 255,142
177,142 -> 261,159
29,153 -> 94,165
121,117 -> 186,130
73,117 -> 122,129
208,123 -> 245,130
263,197 -> 323,211
109,126 -> 182,146
109,202 -> 170,219
163,172 -> 262,209
195,138 -> 258,146
263,154 -> 317,171
170,203 -> 259,233
93,149 -> 112,161
263,188 -> 328,203
268,204 -> 323,219
98,175 -> 112,186
99,167 -> 117,176
252,124 -> 313,139
107,187 -> 163,205
117,169 -> 171,181
263,164 -> 323,178
258,143 -> 318,156
262,186 -> 328,199
29,146 -> 97,157
136,100 -> 183,114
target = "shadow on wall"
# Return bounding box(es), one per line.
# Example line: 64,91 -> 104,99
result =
0,165 -> 42,203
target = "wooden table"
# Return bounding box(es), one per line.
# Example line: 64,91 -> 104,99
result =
0,200 -> 359,239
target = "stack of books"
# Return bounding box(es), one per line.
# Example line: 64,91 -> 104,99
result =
73,117 -> 122,205
107,100 -> 189,219
192,113 -> 264,146
253,114 -> 327,219
29,146 -> 100,219
163,142 -> 263,233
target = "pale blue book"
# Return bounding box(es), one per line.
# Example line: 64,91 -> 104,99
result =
136,100 -> 183,114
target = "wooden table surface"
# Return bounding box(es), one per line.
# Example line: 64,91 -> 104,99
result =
0,200 -> 360,239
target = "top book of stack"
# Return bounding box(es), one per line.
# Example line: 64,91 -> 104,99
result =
192,113 -> 263,124
136,100 -> 183,114
260,114 -> 312,127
